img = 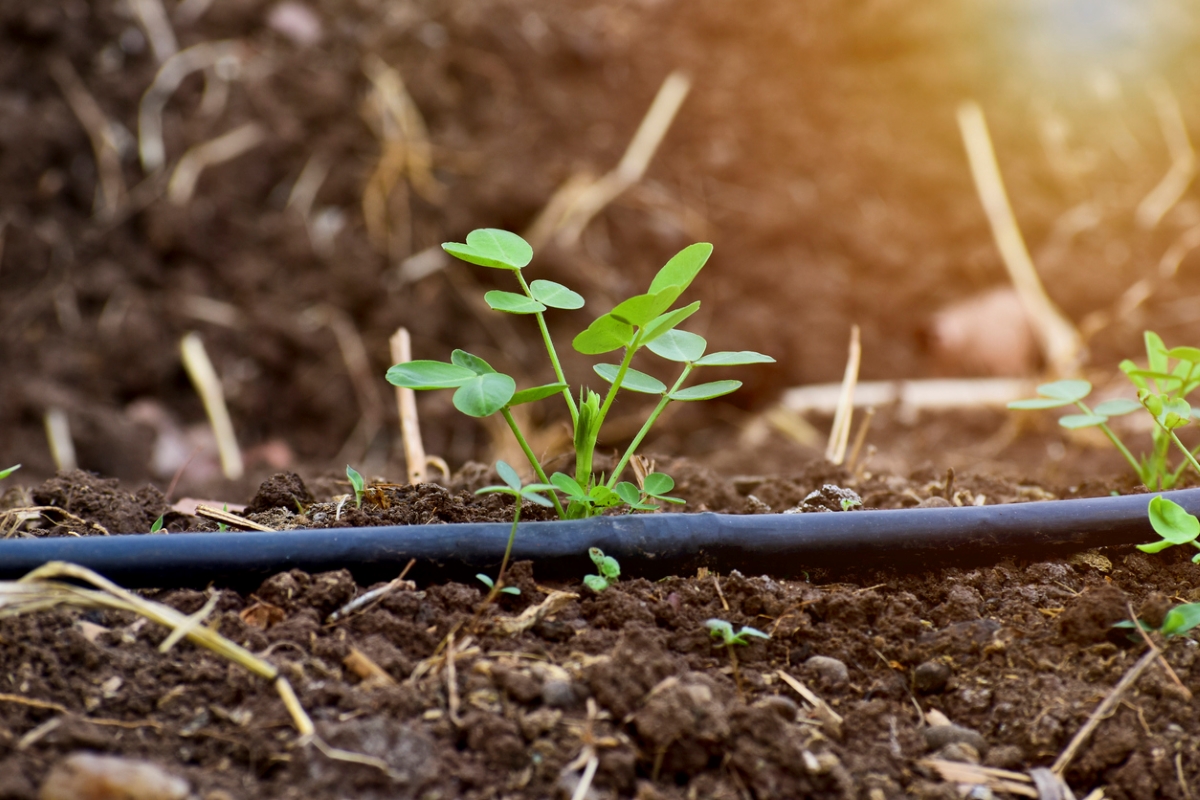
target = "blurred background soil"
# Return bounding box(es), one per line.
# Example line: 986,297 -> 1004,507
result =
5,0 -> 1200,497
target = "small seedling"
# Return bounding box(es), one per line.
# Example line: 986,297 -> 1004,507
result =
475,573 -> 519,596
1113,601 -> 1200,639
386,229 -> 774,519
346,465 -> 365,509
474,460 -> 556,603
1009,332 -> 1200,490
150,514 -> 165,533
705,618 -> 771,647
583,547 -> 620,592
1137,496 -> 1200,562
839,496 -> 862,511
0,464 -> 18,481
218,503 -> 229,532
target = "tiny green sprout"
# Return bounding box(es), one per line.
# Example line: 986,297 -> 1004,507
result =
705,618 -> 771,647
583,547 -> 620,592
1113,602 -> 1200,639
346,465 -> 365,509
1137,496 -> 1200,563
0,464 -> 19,481
386,229 -> 774,519
475,460 -> 556,603
475,573 -> 520,596
1009,332 -> 1200,490
150,514 -> 165,534
839,496 -> 862,511
218,503 -> 229,532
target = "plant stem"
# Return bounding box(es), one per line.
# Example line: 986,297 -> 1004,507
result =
607,365 -> 692,489
500,407 -> 566,517
1078,401 -> 1147,486
485,502 -> 521,605
1169,430 -> 1200,479
516,272 -> 578,426
594,336 -> 641,441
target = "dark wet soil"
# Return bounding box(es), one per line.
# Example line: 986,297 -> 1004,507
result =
3,464 -> 1200,799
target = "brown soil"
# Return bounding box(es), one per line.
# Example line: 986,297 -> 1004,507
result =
3,465 -> 1200,799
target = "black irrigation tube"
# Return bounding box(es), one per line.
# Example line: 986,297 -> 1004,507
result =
0,488 -> 1196,590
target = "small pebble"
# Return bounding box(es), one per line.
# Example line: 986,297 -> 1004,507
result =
923,723 -> 988,756
754,695 -> 799,722
541,678 -> 580,709
934,742 -> 981,764
40,753 -> 188,800
804,655 -> 849,688
912,660 -> 952,694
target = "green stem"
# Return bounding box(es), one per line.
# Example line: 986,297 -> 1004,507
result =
1169,430 -> 1200,480
1077,401 -> 1147,486
595,336 -> 641,435
516,272 -> 578,426
607,365 -> 692,489
501,407 -> 566,518
485,502 -> 521,605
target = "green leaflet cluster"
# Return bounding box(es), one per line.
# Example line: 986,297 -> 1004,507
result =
386,229 -> 774,519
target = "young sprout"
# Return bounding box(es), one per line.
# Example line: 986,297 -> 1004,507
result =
475,573 -> 519,596
0,464 -> 19,481
1114,601 -> 1200,639
1137,496 -> 1200,563
385,229 -> 774,519
705,618 -> 771,647
150,514 -> 165,534
346,465 -> 365,509
839,496 -> 861,511
475,460 -> 556,603
583,547 -> 620,592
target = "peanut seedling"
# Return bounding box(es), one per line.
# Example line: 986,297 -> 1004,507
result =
474,460 -> 556,602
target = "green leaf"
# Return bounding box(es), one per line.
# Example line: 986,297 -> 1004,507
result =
647,329 -> 707,363
502,586 -> 521,596
1146,331 -> 1168,373
441,228 -> 533,270
588,484 -> 621,506
520,487 -> 556,507
346,465 -> 365,493
495,460 -> 522,491
598,555 -> 620,580
1008,397 -> 1076,410
552,472 -> 587,498
669,380 -> 742,401
735,626 -> 771,641
694,350 -> 775,367
594,364 -> 667,394
150,514 -> 164,533
573,314 -> 635,355
452,373 -> 516,417
0,464 -> 20,480
588,547 -> 607,568
1148,496 -> 1200,544
705,618 -> 734,640
642,472 -> 675,496
485,290 -> 545,314
583,575 -> 610,593
1038,380 -> 1092,402
1161,603 -> 1200,636
1168,347 -> 1200,364
1137,539 -> 1176,554
1092,398 -> 1142,416
615,482 -> 645,506
1058,414 -> 1107,429
476,573 -> 495,588
529,280 -> 584,310
1125,369 -> 1184,385
509,382 -> 568,406
451,350 -> 497,375
641,302 -> 701,345
609,290 -> 677,328
386,360 -> 477,389
648,243 -> 713,296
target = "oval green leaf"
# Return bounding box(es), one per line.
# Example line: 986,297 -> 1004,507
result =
593,364 -> 667,394
642,472 -> 675,495
441,228 -> 533,270
520,488 -> 556,507
647,329 -> 707,363
550,472 -> 585,498
495,460 -> 522,491
509,382 -> 568,406
1167,346 -> 1200,364
529,280 -> 584,310
648,242 -> 713,296
609,290 -> 677,328
1161,603 -> 1200,636
1057,414 -> 1107,429
1037,380 -> 1092,402
451,350 -> 496,375
485,290 -> 545,314
573,314 -> 634,355
694,350 -> 776,367
1092,398 -> 1142,416
669,380 -> 742,401
386,360 -> 477,389
452,373 -> 516,417
641,301 -> 701,345
615,482 -> 642,506
1148,496 -> 1200,544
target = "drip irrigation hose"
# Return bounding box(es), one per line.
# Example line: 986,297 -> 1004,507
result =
0,489 -> 1196,589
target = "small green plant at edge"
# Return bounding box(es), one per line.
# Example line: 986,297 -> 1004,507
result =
583,547 -> 620,592
386,229 -> 774,519
346,465 -> 365,509
1113,600 -> 1200,640
1008,331 -> 1200,490
150,514 -> 165,533
705,618 -> 771,647
474,460 -> 556,602
1137,495 -> 1200,563
0,465 -> 18,481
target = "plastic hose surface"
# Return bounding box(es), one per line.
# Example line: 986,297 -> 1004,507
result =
0,488 -> 1196,588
